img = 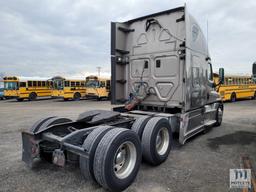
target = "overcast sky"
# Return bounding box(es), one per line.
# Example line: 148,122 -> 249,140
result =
0,0 -> 255,77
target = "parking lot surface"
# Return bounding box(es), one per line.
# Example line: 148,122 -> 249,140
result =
0,98 -> 255,192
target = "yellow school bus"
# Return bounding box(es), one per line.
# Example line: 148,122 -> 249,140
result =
3,76 -> 52,101
51,76 -> 86,101
214,74 -> 256,102
85,76 -> 111,100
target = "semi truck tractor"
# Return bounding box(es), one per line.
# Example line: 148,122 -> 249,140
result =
21,6 -> 224,192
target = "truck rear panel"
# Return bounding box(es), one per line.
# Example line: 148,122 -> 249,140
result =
111,7 -> 185,108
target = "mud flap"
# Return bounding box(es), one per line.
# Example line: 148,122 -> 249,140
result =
21,132 -> 40,168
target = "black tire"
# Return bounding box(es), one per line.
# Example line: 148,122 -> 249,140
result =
215,104 -> 223,127
94,128 -> 142,192
29,116 -> 56,133
17,98 -> 24,102
141,117 -> 172,165
80,126 -> 113,181
29,92 -> 37,101
97,96 -> 102,101
230,93 -> 236,102
73,92 -> 81,101
64,98 -> 69,101
131,116 -> 151,139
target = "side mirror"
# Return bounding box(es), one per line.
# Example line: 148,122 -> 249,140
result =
252,62 -> 256,82
219,68 -> 224,84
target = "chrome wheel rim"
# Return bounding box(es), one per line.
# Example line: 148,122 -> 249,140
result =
156,127 -> 169,155
113,141 -> 137,179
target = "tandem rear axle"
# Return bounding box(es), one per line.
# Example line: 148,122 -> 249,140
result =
21,109 -> 178,191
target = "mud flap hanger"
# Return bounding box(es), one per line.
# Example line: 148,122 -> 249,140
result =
145,18 -> 162,32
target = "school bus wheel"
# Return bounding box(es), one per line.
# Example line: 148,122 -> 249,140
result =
29,92 -> 37,101
73,92 -> 81,101
230,92 -> 236,102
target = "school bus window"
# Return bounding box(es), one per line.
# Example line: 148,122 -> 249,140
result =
66,81 -> 70,87
28,81 -> 32,87
64,81 -> 70,87
81,82 -> 85,86
75,82 -> 80,86
20,82 -> 26,87
32,81 -> 36,87
106,80 -> 110,89
225,78 -> 228,85
71,82 -> 75,87
100,81 -> 106,87
42,81 -> 46,87
38,81 -> 42,87
231,78 -> 234,84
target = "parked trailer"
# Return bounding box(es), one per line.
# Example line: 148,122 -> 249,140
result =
21,6 -> 224,192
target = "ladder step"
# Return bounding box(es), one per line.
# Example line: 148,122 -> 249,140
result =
204,120 -> 216,127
